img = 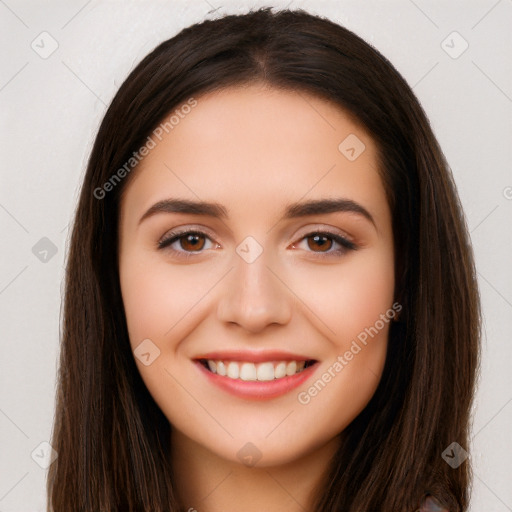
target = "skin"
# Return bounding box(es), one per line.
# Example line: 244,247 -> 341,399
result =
118,84 -> 395,512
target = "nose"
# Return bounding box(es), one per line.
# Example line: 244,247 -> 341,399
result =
216,251 -> 292,334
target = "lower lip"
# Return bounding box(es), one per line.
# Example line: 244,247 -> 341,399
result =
194,361 -> 318,400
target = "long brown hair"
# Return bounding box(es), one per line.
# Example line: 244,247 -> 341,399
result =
47,8 -> 480,511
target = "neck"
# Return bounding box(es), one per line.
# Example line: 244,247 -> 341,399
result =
170,430 -> 340,512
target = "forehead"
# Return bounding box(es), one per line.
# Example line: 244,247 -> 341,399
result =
120,85 -> 388,227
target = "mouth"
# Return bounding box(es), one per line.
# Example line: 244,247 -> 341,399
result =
193,352 -> 319,400
198,358 -> 317,381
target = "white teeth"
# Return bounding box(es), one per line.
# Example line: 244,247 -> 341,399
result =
227,362 -> 239,379
240,362 -> 257,381
274,362 -> 287,379
257,362 -> 275,381
204,359 -> 311,381
286,361 -> 297,376
216,361 -> 226,376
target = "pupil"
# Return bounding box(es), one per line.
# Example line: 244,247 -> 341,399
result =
183,234 -> 204,251
310,234 -> 331,252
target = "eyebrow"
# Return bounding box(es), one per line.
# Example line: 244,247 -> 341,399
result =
138,197 -> 376,227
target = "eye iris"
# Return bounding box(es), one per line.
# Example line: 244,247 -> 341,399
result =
307,234 -> 332,252
181,233 -> 205,251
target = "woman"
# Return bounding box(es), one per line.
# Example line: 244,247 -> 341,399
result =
47,8 -> 480,511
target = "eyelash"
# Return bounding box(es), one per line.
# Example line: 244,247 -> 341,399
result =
157,229 -> 357,260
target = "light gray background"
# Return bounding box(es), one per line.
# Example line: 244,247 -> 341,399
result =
0,1 -> 511,510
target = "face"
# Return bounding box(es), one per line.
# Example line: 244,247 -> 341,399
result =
118,84 -> 395,467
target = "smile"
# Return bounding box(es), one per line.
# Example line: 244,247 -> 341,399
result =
200,359 -> 315,381
194,352 -> 319,400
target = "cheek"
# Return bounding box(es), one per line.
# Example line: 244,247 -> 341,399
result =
338,252 -> 395,343
291,251 -> 394,440
289,249 -> 394,415
119,254 -> 211,346
288,247 -> 395,347
118,256 -> 214,421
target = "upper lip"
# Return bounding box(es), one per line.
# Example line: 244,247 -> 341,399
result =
194,350 -> 315,363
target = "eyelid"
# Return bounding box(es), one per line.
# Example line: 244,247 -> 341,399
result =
289,229 -> 357,256
293,224 -> 355,244
157,224 -> 216,245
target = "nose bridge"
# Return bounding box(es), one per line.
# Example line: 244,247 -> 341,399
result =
216,243 -> 292,332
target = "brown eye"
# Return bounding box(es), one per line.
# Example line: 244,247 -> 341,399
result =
306,234 -> 333,252
291,231 -> 357,258
179,233 -> 206,252
158,230 -> 215,255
